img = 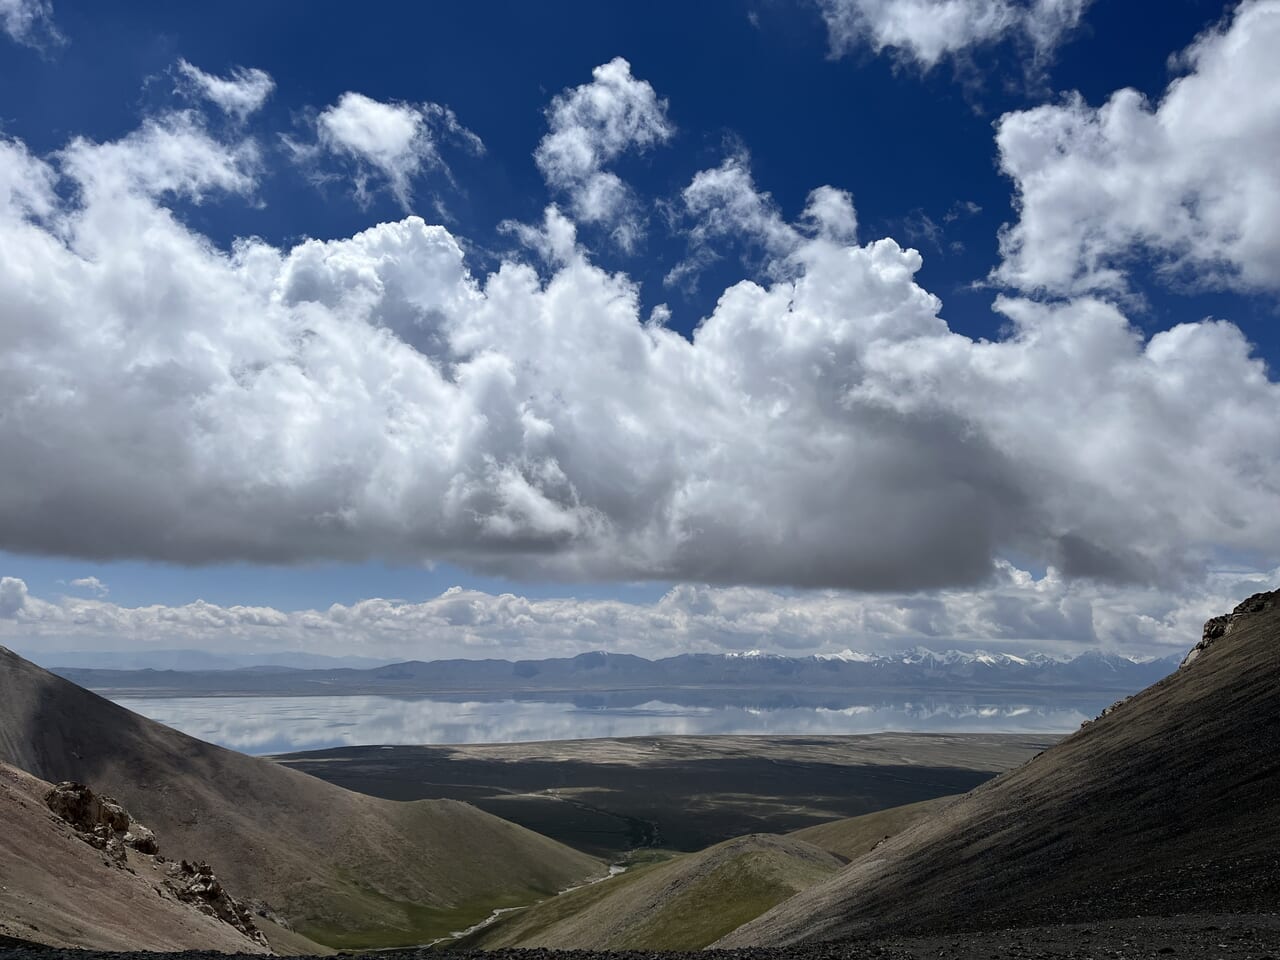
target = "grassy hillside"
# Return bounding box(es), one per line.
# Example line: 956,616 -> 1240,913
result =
0,648 -> 602,949
463,795 -> 961,951
463,833 -> 844,950
720,590 -> 1280,946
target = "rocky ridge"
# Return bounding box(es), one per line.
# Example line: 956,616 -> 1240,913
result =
41,780 -> 268,949
1180,590 -> 1276,668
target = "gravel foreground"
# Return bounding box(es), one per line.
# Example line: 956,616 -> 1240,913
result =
4,915 -> 1280,960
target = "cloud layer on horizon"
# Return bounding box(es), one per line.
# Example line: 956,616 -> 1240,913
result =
1,564 -> 1271,661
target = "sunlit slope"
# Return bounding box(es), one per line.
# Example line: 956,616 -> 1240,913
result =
0,647 -> 602,949
788,795 -> 954,860
719,591 -> 1280,946
464,833 -> 844,950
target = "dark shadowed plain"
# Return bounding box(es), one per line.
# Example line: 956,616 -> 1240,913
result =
277,734 -> 1051,856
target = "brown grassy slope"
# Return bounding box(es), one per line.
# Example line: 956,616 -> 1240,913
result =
719,591 -> 1280,946
464,833 -> 845,951
0,762 -> 269,953
0,648 -> 602,947
788,796 -> 954,860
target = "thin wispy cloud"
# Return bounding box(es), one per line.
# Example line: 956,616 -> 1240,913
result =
176,59 -> 275,121
0,0 -> 61,48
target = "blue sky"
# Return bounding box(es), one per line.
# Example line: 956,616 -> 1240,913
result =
1,0 -> 1278,661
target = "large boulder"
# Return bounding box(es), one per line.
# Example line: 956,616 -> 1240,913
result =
126,823 -> 159,855
44,781 -> 118,832
44,780 -> 157,860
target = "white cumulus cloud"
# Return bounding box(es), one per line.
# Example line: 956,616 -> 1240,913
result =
817,0 -> 1089,71
1,109 -> 1279,594
291,92 -> 483,209
534,57 -> 674,250
0,576 -> 29,619
994,0 -> 1280,296
176,59 -> 275,121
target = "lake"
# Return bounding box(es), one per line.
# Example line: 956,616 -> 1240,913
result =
110,692 -> 1107,755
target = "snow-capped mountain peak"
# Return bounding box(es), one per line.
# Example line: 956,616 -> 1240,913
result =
815,649 -> 877,663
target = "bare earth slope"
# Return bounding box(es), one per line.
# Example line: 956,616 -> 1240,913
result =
720,591 -> 1280,946
465,834 -> 845,951
0,762 -> 268,953
0,648 -> 602,949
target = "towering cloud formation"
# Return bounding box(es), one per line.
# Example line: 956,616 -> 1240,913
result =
994,0 -> 1280,296
534,57 -> 674,250
3,21 -> 1280,607
1,99 -> 1278,594
817,0 -> 1089,70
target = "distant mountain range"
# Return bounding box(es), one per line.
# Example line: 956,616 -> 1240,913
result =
26,649 -> 396,671
48,647 -> 1184,698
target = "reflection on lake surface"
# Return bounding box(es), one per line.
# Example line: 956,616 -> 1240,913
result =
110,693 -> 1106,755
